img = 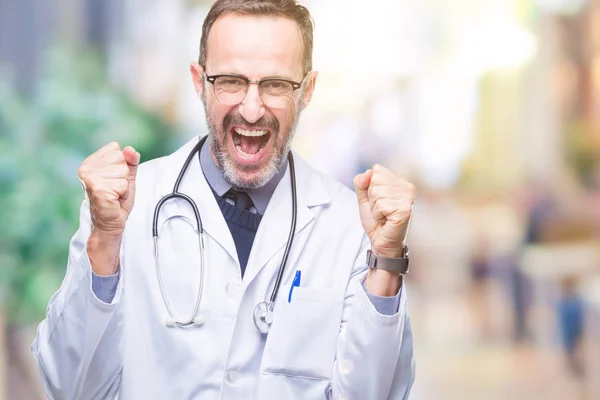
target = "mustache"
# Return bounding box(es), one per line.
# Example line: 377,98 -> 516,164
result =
222,111 -> 279,133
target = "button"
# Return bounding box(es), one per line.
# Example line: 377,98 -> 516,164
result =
226,371 -> 239,385
225,282 -> 240,297
338,359 -> 354,375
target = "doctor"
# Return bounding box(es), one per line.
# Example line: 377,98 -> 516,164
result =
31,0 -> 416,399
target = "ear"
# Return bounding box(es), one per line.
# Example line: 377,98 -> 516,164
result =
190,62 -> 205,100
300,70 -> 318,108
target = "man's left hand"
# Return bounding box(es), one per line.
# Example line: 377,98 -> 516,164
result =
353,164 -> 415,295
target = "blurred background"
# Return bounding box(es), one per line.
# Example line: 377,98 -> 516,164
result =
1,0 -> 599,398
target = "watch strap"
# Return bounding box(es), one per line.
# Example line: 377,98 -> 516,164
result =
366,247 -> 410,275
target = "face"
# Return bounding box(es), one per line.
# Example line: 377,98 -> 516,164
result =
190,14 -> 317,190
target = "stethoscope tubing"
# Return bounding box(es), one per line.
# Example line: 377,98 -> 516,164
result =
152,136 -> 297,331
268,151 -> 297,306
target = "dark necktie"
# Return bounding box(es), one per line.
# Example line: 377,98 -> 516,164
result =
224,189 -> 254,212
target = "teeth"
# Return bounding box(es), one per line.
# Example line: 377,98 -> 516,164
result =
236,144 -> 255,157
235,140 -> 268,157
234,128 -> 268,137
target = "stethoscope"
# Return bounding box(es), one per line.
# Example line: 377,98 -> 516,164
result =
152,135 -> 297,334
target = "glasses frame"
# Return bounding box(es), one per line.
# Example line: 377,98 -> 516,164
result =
204,72 -> 306,108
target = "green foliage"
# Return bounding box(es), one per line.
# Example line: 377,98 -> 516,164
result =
0,48 -> 177,324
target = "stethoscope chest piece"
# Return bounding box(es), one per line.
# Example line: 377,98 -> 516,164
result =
253,301 -> 274,334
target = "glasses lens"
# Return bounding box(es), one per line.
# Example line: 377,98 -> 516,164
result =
259,80 -> 294,108
213,76 -> 247,104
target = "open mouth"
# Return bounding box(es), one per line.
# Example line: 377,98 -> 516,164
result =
231,127 -> 271,158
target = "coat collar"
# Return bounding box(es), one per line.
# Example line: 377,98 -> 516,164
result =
155,135 -> 331,282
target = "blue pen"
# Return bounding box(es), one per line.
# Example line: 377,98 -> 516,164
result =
288,270 -> 301,303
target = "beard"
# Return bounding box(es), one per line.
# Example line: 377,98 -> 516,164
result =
202,94 -> 301,190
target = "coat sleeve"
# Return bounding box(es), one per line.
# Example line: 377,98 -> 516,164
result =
30,200 -> 124,400
331,234 -> 415,400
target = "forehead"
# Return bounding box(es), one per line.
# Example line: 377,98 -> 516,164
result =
205,13 -> 304,79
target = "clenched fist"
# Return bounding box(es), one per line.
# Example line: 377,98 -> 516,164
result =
78,142 -> 140,237
78,142 -> 140,275
353,164 -> 416,296
353,164 -> 415,258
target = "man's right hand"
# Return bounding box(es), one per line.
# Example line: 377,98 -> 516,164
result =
78,142 -> 141,276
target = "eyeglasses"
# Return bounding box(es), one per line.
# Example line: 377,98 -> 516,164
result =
204,73 -> 305,109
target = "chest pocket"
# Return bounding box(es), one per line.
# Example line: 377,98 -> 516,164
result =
260,286 -> 344,380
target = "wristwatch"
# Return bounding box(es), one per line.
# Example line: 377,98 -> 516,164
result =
366,246 -> 410,275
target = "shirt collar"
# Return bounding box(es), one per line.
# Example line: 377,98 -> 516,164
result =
199,136 -> 287,215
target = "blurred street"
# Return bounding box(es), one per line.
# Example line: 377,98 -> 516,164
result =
411,285 -> 587,400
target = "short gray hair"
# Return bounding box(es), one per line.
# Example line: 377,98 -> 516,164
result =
198,0 -> 314,74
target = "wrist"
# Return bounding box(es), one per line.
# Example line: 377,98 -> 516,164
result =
365,269 -> 402,296
372,244 -> 406,259
87,230 -> 122,276
91,226 -> 124,241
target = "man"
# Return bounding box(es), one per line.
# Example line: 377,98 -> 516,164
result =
31,1 -> 416,399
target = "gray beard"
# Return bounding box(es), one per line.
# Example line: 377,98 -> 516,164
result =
202,100 -> 301,190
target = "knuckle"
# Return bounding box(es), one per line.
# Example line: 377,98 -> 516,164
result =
85,178 -> 100,194
114,151 -> 126,164
372,164 -> 388,175
370,169 -> 385,184
115,178 -> 129,193
77,164 -> 88,179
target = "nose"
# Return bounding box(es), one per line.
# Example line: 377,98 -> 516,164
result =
238,83 -> 265,124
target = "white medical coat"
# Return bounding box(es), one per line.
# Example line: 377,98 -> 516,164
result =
31,137 -> 415,399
